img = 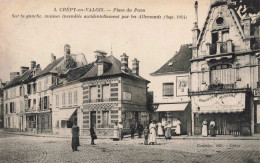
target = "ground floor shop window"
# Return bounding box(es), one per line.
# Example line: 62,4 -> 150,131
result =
101,111 -> 109,128
61,120 -> 73,128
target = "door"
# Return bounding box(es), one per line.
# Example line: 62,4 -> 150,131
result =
20,116 -> 23,131
90,111 -> 96,128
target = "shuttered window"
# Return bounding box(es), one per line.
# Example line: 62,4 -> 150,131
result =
163,83 -> 174,97
210,64 -> 234,84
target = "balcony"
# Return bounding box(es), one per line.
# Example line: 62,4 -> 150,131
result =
206,40 -> 233,56
208,83 -> 236,91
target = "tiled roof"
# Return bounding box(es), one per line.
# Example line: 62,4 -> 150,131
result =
66,63 -> 95,82
80,55 -> 149,82
151,44 -> 192,75
37,57 -> 64,77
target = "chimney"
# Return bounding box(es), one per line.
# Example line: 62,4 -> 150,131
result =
51,53 -> 56,62
64,44 -> 70,61
194,1 -> 198,28
31,61 -> 36,69
10,72 -> 20,81
94,50 -> 107,61
132,58 -> 139,76
20,66 -> 29,75
120,53 -> 129,72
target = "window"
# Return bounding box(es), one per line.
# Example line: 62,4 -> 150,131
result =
33,83 -> 37,94
10,102 -> 15,113
210,64 -> 234,84
20,86 -> 23,96
236,64 -> 241,81
61,120 -> 73,128
216,17 -> 224,25
44,96 -> 48,110
90,86 -> 98,102
27,84 -> 31,94
33,99 -> 36,110
163,83 -> 174,97
73,91 -> 78,105
5,104 -> 8,114
102,85 -> 110,101
28,99 -> 31,110
98,64 -> 104,76
101,111 -> 109,128
62,93 -> 66,106
38,82 -> 42,92
201,68 -> 205,84
68,92 -> 72,105
44,78 -> 48,90
56,94 -> 59,107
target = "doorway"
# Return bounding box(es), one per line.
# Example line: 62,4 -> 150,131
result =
90,111 -> 96,128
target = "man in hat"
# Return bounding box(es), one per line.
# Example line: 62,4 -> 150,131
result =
130,119 -> 135,139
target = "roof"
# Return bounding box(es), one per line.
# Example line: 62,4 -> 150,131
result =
80,55 -> 149,83
3,64 -> 41,89
37,57 -> 64,77
151,44 -> 192,75
65,63 -> 94,82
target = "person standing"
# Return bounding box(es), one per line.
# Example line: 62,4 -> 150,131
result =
210,120 -> 216,137
175,119 -> 181,135
90,124 -> 96,145
165,121 -> 172,140
71,123 -> 80,152
113,122 -> 119,140
157,121 -> 164,137
137,122 -> 144,138
118,122 -> 123,140
149,120 -> 157,145
130,119 -> 135,139
202,119 -> 208,137
143,125 -> 149,145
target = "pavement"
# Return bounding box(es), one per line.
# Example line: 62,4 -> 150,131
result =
0,131 -> 260,163
2,129 -> 260,140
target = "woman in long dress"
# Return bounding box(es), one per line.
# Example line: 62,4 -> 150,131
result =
210,120 -> 216,137
165,121 -> 172,140
175,119 -> 181,135
113,122 -> 119,139
157,121 -> 164,136
202,119 -> 208,137
149,121 -> 157,145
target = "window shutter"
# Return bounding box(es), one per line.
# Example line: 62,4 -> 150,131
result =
14,102 -> 16,113
41,97 -> 44,110
47,96 -> 50,110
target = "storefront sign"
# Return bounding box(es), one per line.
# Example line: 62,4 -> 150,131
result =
191,93 -> 245,113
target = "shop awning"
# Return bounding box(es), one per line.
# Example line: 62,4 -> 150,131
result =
156,103 -> 188,112
57,108 -> 77,120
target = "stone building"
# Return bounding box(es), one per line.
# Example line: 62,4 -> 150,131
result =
52,63 -> 93,135
80,51 -> 149,136
0,79 -> 6,128
150,44 -> 192,135
3,44 -> 87,133
189,0 -> 260,135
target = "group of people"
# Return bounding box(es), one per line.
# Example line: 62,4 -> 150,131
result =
71,123 -> 97,152
202,119 -> 216,137
113,122 -> 124,140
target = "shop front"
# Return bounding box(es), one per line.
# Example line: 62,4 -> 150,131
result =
155,103 -> 191,135
25,111 -> 52,134
191,91 -> 252,136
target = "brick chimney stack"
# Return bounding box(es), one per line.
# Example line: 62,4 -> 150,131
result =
20,66 -> 29,75
120,53 -> 129,73
51,53 -> 56,62
132,58 -> 139,76
64,44 -> 71,61
31,61 -> 36,69
10,72 -> 20,81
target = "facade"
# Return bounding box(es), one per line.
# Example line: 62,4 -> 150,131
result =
150,44 -> 192,135
80,52 -> 149,136
189,0 -> 260,135
0,80 -> 6,128
52,63 -> 93,135
3,44 -> 88,133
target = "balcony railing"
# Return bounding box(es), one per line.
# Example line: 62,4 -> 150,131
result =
208,83 -> 236,91
207,40 -> 233,55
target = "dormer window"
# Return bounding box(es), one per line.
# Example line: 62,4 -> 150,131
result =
98,64 -> 104,76
168,62 -> 174,66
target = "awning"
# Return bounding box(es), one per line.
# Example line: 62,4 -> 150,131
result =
57,108 -> 77,120
156,103 -> 188,112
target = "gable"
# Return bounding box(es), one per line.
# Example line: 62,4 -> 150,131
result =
197,4 -> 246,57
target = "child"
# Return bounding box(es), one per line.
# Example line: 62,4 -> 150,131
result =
143,126 -> 149,145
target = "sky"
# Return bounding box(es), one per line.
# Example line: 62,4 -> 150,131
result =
0,0 -> 210,91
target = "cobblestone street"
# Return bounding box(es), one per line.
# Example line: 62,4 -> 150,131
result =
1,132 -> 260,163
